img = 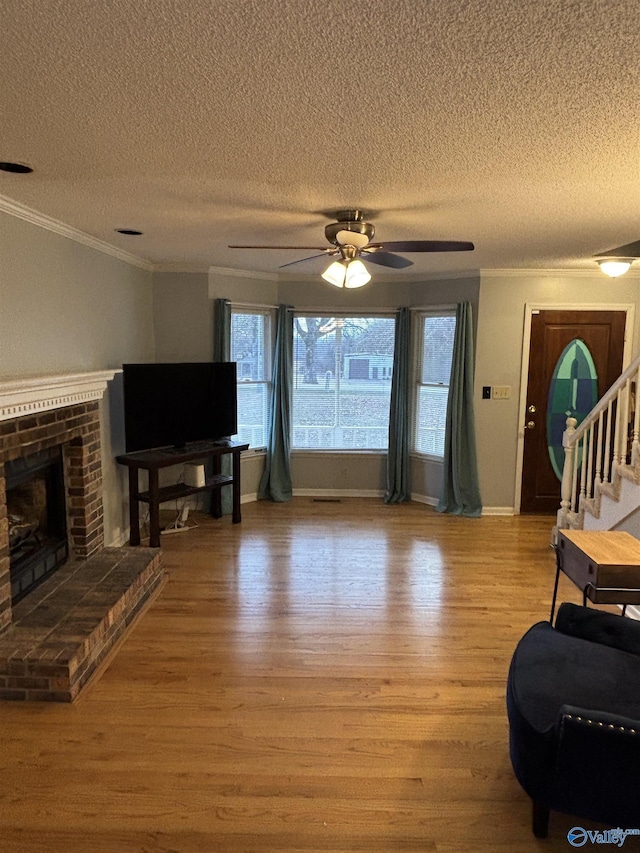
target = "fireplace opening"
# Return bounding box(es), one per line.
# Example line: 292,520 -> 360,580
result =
6,446 -> 69,604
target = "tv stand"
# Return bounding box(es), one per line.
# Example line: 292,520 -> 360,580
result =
116,440 -> 249,547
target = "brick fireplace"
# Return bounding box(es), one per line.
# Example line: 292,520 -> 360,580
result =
0,400 -> 104,628
0,372 -> 164,701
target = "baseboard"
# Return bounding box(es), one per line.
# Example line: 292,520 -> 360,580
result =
408,496 -> 515,516
411,494 -> 439,507
293,488 -> 385,499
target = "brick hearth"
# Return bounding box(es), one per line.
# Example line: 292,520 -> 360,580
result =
0,547 -> 163,701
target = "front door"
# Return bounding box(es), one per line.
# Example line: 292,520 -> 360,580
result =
520,310 -> 626,513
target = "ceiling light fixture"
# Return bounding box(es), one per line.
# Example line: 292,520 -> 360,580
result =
322,258 -> 371,288
321,244 -> 372,288
335,229 -> 371,250
597,258 -> 634,278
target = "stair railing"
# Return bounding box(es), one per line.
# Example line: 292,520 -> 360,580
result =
556,351 -> 640,532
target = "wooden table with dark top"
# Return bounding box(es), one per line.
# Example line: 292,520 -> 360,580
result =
117,440 -> 249,547
552,529 -> 640,619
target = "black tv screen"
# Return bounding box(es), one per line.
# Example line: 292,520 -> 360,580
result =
122,362 -> 237,452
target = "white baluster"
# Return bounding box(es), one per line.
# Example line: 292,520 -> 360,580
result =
613,388 -> 623,470
633,368 -> 640,466
571,445 -> 579,513
622,378 -> 631,465
557,416 -> 577,529
586,424 -> 594,501
604,399 -> 613,485
579,428 -> 588,512
607,377 -> 632,472
594,410 -> 604,488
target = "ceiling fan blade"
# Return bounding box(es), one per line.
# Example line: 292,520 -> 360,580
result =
279,252 -> 337,269
597,238 -> 640,258
361,251 -> 413,269
372,240 -> 475,253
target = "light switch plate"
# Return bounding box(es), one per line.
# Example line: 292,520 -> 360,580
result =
492,385 -> 511,400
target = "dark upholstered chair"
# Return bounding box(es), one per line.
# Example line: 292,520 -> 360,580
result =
506,603 -> 640,837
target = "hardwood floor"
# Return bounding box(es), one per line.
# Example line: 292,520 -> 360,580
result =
0,499 -> 615,851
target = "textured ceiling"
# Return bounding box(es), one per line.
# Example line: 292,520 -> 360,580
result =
1,0 -> 638,276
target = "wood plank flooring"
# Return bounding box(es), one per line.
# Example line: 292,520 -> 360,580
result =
0,499 -> 620,851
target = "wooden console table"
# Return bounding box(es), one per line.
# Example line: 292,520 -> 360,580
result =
552,529 -> 640,620
117,441 -> 249,547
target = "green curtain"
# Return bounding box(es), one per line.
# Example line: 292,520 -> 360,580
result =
258,305 -> 293,502
213,298 -> 232,514
213,298 -> 231,361
385,307 -> 411,504
436,302 -> 482,517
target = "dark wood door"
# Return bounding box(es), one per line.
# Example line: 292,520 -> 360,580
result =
520,310 -> 626,513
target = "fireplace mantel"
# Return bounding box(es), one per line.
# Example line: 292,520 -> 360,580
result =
0,370 -> 121,423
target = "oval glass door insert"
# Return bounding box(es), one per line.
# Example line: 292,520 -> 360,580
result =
547,338 -> 598,480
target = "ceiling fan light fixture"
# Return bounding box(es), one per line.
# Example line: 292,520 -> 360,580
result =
322,259 -> 349,287
336,229 -> 371,250
344,258 -> 371,288
321,258 -> 371,288
597,258 -> 633,278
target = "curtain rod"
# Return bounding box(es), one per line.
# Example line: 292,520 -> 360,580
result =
229,301 -> 279,310
228,302 -> 458,313
412,303 -> 458,311
285,306 -> 398,314
286,305 -> 458,313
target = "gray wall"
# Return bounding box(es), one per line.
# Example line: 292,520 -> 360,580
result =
152,272 -> 212,362
1,211 -> 155,544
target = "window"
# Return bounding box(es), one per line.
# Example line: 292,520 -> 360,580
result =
230,309 -> 271,449
413,311 -> 456,457
292,315 -> 395,450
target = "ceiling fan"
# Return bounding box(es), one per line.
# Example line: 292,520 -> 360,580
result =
229,209 -> 475,288
595,239 -> 640,278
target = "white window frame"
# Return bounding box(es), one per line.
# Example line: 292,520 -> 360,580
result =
230,306 -> 273,451
412,308 -> 456,459
291,311 -> 396,452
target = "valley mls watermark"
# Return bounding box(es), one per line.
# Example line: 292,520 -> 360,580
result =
567,827 -> 640,847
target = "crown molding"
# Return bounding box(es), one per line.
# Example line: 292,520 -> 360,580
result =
209,265 -> 279,281
0,195 -> 153,271
480,267 -> 640,279
153,263 -> 211,275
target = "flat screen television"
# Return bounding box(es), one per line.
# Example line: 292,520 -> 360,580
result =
122,362 -> 237,452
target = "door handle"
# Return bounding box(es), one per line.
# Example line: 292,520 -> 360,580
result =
525,421 -> 536,430
527,405 -> 537,414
